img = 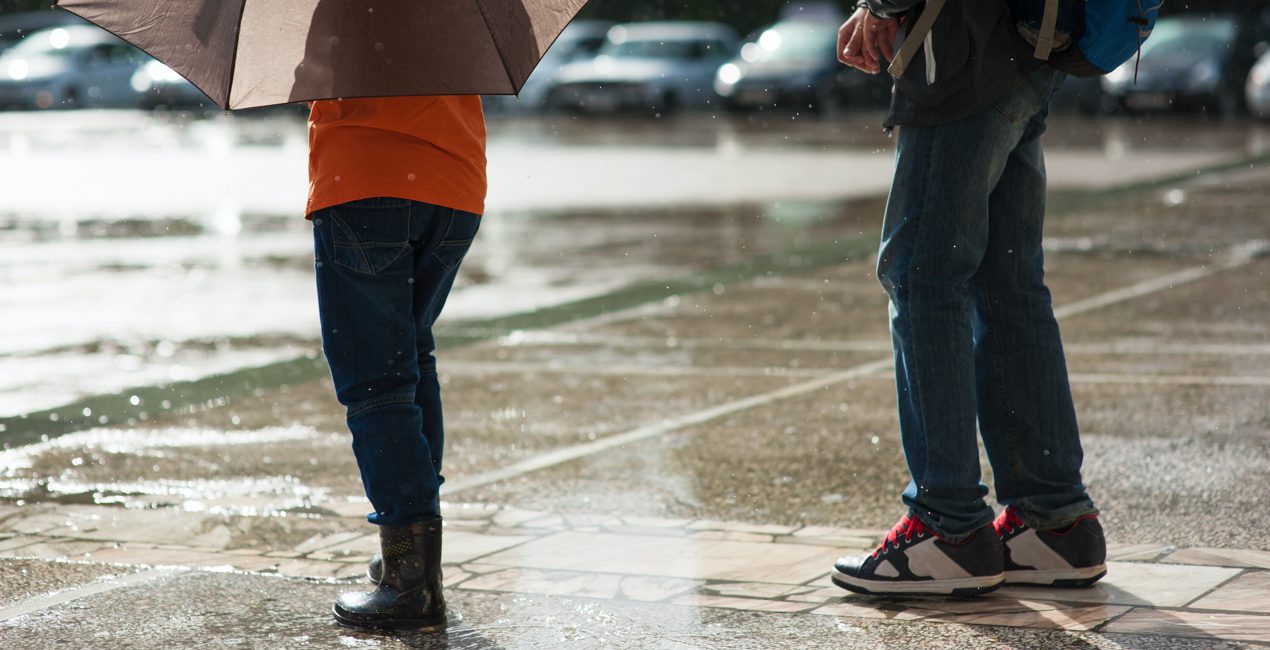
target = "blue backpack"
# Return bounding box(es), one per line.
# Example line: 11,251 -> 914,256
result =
1011,0 -> 1162,76
889,0 -> 1161,79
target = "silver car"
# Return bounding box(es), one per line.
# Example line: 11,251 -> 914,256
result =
547,22 -> 739,115
1247,50 -> 1270,119
0,24 -> 148,110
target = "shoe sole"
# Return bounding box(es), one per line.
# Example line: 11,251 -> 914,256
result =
1004,564 -> 1107,588
332,606 -> 447,632
831,569 -> 1004,598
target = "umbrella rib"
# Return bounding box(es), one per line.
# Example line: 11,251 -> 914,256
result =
472,0 -> 522,95
222,0 -> 250,110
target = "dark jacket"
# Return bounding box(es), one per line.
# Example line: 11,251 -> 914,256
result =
867,0 -> 1042,127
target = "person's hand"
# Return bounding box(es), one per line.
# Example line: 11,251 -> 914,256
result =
838,6 -> 900,75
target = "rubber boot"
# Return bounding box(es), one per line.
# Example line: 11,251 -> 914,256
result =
332,519 -> 445,631
367,554 -> 383,584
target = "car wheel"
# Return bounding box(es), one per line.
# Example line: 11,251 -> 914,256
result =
650,91 -> 677,118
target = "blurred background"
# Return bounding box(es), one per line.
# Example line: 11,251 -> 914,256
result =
4,0 -> 1270,435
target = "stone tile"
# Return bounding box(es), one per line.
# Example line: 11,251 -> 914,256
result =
1103,608 -> 1270,644
444,502 -> 502,521
517,514 -> 565,530
703,582 -> 815,599
460,568 -> 622,599
1189,571 -> 1270,614
562,513 -> 622,528
1106,543 -> 1172,562
0,539 -> 110,562
787,587 -> 847,604
1164,547 -> 1270,570
479,531 -> 840,584
443,567 -> 472,587
685,520 -> 799,535
459,562 -> 507,575
616,576 -> 700,602
291,531 -> 367,555
304,533 -> 376,559
442,529 -> 537,564
0,536 -> 39,552
601,525 -> 688,538
670,594 -> 816,613
920,604 -> 1132,631
319,500 -> 374,519
784,535 -> 875,550
810,601 -> 927,621
620,516 -> 693,529
490,508 -> 551,528
268,558 -> 352,579
793,526 -> 887,539
86,546 -> 239,569
995,561 -> 1240,607
689,530 -> 774,543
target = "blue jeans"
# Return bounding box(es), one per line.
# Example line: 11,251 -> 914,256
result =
877,66 -> 1096,540
312,198 -> 480,527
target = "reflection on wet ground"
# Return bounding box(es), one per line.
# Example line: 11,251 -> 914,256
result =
1,111 -> 1269,647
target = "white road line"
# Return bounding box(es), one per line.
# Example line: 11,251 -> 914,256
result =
0,568 -> 179,622
445,358 -> 895,495
446,242 -> 1266,493
1054,241 -> 1265,320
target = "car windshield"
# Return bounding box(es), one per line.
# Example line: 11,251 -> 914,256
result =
1140,18 -> 1236,59
600,38 -> 717,60
746,24 -> 836,63
3,27 -> 93,59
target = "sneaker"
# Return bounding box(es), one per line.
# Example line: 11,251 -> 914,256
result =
994,506 -> 1107,587
831,514 -> 1005,597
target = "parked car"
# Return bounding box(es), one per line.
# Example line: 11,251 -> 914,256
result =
0,10 -> 86,56
714,18 -> 891,113
0,24 -> 149,109
132,59 -> 212,110
1246,49 -> 1270,119
1101,15 -> 1270,115
547,22 -> 739,115
485,20 -> 612,113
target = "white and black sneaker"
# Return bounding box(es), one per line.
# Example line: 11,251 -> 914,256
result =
831,513 -> 1005,597
994,506 -> 1107,587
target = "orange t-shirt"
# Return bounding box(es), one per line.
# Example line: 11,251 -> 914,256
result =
306,96 -> 487,217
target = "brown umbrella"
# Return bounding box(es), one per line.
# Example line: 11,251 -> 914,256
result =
55,0 -> 591,110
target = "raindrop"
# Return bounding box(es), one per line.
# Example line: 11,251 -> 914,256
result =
98,415 -> 108,424
407,173 -> 416,181
334,176 -> 342,182
0,424 -> 5,433
870,435 -> 880,445
1042,449 -> 1051,456
160,400 -> 172,409
49,413 -> 59,422
129,395 -> 141,406
374,42 -> 385,52
82,407 -> 92,417
328,36 -> 340,46
712,283 -> 725,295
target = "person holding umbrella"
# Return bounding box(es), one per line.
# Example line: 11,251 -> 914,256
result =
55,0 -> 591,632
827,1 -> 1107,598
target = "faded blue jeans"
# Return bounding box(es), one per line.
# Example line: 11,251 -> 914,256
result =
877,66 -> 1097,540
312,198 -> 480,527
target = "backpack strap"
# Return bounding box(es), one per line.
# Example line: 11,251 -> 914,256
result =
1032,0 -> 1060,60
888,0 -> 946,79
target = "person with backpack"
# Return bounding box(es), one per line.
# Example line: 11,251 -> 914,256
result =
827,0 -> 1155,597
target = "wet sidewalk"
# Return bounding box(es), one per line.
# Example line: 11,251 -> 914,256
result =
2,129 -> 1270,647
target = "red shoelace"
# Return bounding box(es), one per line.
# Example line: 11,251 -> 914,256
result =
871,514 -> 930,558
993,507 -> 1025,536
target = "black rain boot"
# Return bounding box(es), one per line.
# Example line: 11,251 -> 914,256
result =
333,519 -> 446,631
367,554 -> 384,585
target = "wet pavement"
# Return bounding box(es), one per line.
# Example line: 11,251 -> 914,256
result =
1,110 -> 1269,647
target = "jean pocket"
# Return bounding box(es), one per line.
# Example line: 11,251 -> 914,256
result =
328,201 -> 412,275
433,211 -> 481,272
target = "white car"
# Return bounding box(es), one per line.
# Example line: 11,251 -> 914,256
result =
1247,50 -> 1270,119
547,22 -> 739,115
0,24 -> 149,110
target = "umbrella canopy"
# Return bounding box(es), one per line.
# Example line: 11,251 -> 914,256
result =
56,0 -> 591,110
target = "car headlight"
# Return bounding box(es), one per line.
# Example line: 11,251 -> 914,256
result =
1103,63 -> 1131,87
7,59 -> 29,81
1187,59 -> 1220,90
1252,62 -> 1270,88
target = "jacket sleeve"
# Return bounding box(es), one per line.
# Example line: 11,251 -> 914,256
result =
864,0 -> 926,20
